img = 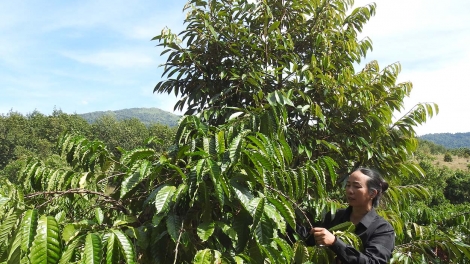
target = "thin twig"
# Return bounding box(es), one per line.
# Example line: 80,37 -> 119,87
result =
97,172 -> 127,184
173,220 -> 185,264
25,188 -> 128,214
36,195 -> 61,209
265,185 -> 313,228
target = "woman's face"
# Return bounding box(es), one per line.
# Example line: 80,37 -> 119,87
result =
345,170 -> 375,208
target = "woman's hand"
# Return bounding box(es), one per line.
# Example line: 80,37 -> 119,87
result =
310,227 -> 336,246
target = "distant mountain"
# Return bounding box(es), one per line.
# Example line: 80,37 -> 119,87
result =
419,132 -> 470,149
79,107 -> 181,127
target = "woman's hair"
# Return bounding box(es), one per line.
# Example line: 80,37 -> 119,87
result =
357,168 -> 389,207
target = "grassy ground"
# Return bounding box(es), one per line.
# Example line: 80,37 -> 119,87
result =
433,154 -> 470,171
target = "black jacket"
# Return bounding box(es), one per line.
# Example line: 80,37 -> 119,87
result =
294,207 -> 395,264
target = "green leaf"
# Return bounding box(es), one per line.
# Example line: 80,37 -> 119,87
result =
260,244 -> 280,263
216,131 -> 226,154
204,20 -> 218,39
279,137 -> 293,164
165,163 -> 187,180
273,238 -> 293,260
231,180 -> 254,211
248,197 -> 265,229
293,242 -> 309,264
330,222 -> 355,232
21,209 -> 39,252
454,241 -> 470,260
113,215 -> 138,227
207,159 -> 224,205
120,172 -> 141,199
58,236 -> 82,264
232,210 -> 250,253
104,232 -> 119,264
268,21 -> 281,34
6,227 -> 22,264
193,249 -> 213,263
121,148 -> 155,165
202,137 -> 216,156
120,159 -> 152,198
172,183 -> 188,205
166,213 -> 182,242
54,211 -> 65,224
94,208 -> 104,225
0,197 -> 9,208
30,215 -> 61,264
267,197 -> 295,230
83,233 -> 102,264
155,185 -> 176,214
0,210 -> 21,252
267,92 -> 277,106
254,217 -> 274,245
61,224 -> 78,244
229,131 -> 249,163
112,229 -> 136,264
197,222 -> 215,242
263,203 -> 286,232
218,222 -> 238,249
246,151 -> 273,173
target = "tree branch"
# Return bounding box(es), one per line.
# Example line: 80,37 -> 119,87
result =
25,188 -> 128,214
173,219 -> 185,264
265,185 -> 313,228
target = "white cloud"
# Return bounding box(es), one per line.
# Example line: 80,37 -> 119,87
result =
400,51 -> 470,135
352,0 -> 470,134
61,50 -> 155,69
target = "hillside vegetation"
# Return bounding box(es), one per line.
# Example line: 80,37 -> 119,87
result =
79,107 -> 181,127
420,132 -> 470,149
0,109 -> 176,171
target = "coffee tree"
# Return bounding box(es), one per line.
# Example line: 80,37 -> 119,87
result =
155,0 -> 435,179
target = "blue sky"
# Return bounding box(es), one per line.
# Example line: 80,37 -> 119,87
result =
1,0 -> 469,135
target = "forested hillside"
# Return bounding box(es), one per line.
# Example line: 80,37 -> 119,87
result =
0,109 -> 176,174
79,107 -> 181,127
420,132 -> 470,149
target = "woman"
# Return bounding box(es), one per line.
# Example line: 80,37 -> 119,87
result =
293,168 -> 395,263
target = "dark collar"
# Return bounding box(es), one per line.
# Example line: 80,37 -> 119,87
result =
344,206 -> 378,228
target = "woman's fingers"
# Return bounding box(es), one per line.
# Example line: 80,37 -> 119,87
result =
310,228 -> 325,245
310,227 -> 336,246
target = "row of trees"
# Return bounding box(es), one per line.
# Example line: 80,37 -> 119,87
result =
3,113 -> 466,209
418,139 -> 470,162
1,0 -> 470,263
0,110 -> 176,181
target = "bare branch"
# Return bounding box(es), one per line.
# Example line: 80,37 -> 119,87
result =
25,188 -> 128,214
173,219 -> 185,264
97,172 -> 127,184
